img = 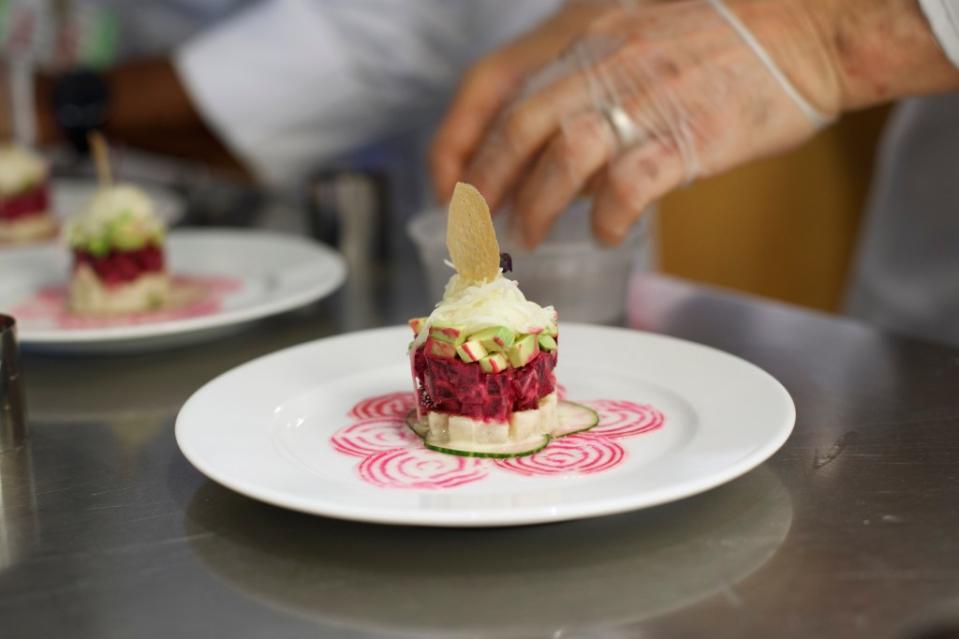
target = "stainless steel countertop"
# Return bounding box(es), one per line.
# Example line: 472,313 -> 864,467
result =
3,264 -> 959,639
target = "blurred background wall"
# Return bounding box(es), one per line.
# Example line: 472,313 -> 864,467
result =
657,107 -> 891,312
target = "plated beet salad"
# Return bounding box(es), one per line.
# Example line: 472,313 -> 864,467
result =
66,184 -> 170,315
0,145 -> 57,244
405,183 -> 597,458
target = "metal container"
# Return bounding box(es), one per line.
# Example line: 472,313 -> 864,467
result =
0,315 -> 26,452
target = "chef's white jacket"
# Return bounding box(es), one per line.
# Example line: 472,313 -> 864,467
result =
172,0 -> 959,347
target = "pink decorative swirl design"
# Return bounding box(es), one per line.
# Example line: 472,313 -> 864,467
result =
348,391 -> 416,420
585,400 -> 665,440
10,275 -> 242,329
331,392 -> 666,490
330,417 -> 420,457
358,448 -> 490,489
495,433 -> 626,477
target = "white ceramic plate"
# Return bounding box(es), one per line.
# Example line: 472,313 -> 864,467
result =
52,177 -> 185,227
0,229 -> 346,352
176,324 -> 795,527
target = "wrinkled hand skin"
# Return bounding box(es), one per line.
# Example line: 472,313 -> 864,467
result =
432,0 -> 959,250
811,0 -> 959,109
460,0 -> 840,248
430,0 -> 630,204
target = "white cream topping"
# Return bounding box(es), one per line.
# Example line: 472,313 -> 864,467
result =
423,272 -> 556,341
0,146 -> 47,196
67,184 -> 164,248
79,184 -> 157,225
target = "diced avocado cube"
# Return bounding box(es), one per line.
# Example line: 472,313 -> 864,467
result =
471,326 -> 514,353
546,322 -> 558,337
508,334 -> 540,368
408,317 -> 427,336
87,235 -> 111,257
456,339 -> 488,363
479,353 -> 508,374
112,223 -> 145,251
426,338 -> 457,359
538,334 -> 557,351
429,325 -> 466,345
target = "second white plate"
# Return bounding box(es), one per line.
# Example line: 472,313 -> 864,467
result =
0,229 -> 346,352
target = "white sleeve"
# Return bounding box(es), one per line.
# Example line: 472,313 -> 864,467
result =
919,0 -> 959,69
173,0 -> 472,185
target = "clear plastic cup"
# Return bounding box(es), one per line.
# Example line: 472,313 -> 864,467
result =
407,199 -> 654,324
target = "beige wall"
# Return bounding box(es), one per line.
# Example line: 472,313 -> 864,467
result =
657,107 -> 890,312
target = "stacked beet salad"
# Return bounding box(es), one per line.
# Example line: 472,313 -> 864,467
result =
67,185 -> 170,315
0,146 -> 57,244
407,273 -> 597,458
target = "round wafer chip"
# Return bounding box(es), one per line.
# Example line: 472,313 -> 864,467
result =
447,182 -> 500,283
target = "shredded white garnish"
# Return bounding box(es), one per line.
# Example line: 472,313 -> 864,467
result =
0,146 -> 46,195
423,272 -> 556,339
67,184 -> 163,246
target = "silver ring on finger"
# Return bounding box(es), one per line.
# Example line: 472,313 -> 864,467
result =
601,104 -> 645,150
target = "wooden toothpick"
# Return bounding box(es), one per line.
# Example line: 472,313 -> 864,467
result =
88,131 -> 112,187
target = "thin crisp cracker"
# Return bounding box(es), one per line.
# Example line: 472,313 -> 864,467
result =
447,182 -> 500,283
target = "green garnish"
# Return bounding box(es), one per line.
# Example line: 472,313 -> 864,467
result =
69,209 -> 163,255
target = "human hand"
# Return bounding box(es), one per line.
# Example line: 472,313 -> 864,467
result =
442,0 -> 844,248
430,0 -> 627,205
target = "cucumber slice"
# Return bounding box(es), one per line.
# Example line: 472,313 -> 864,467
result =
551,400 -> 600,438
407,401 -> 597,457
405,409 -> 428,439
425,433 -> 550,459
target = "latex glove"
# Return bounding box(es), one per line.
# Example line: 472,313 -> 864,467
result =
430,0 -> 633,204
454,0 -> 843,248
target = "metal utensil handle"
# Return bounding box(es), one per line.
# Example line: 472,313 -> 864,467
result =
0,315 -> 27,452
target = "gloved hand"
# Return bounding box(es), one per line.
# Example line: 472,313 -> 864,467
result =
434,0 -> 843,248
430,0 -> 625,205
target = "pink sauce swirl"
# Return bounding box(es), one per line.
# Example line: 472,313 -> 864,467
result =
585,400 -> 665,439
495,433 -> 626,476
9,275 -> 242,328
348,392 -> 416,420
358,448 -> 490,489
331,391 -> 667,491
330,417 -> 420,457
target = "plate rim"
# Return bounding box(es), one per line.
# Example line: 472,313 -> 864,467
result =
175,323 -> 796,527
4,228 -> 347,344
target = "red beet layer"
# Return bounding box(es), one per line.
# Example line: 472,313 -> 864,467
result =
0,182 -> 50,220
73,245 -> 165,286
412,345 -> 557,422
